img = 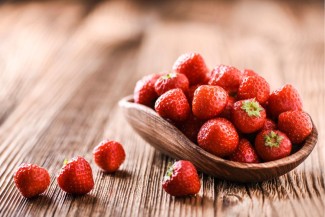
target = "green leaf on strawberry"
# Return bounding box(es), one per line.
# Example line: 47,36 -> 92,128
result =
264,131 -> 283,148
241,99 -> 263,117
162,73 -> 177,80
164,162 -> 174,182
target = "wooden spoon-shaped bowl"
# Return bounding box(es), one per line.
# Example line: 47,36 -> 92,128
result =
119,95 -> 318,183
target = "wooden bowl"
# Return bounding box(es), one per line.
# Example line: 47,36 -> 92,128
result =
119,95 -> 318,183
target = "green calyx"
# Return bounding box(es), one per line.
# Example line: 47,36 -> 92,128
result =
163,162 -> 174,181
264,131 -> 283,148
241,99 -> 263,117
162,73 -> 177,80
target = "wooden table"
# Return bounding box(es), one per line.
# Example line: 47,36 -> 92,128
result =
0,1 -> 324,216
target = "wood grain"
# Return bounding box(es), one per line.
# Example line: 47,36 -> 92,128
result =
0,0 -> 324,217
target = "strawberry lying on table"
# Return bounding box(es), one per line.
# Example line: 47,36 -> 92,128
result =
14,163 -> 50,198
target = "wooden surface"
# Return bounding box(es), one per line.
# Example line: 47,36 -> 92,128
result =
0,0 -> 324,216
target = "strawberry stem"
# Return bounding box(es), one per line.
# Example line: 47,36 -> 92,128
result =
264,131 -> 283,148
163,73 -> 176,80
163,162 -> 174,181
241,99 -> 263,117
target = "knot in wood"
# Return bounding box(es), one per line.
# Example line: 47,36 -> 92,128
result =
222,194 -> 242,206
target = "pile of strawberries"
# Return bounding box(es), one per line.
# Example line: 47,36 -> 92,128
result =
14,140 -> 125,198
134,52 -> 313,171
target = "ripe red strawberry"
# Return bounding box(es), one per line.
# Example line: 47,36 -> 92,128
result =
172,52 -> 209,85
155,88 -> 190,122
255,130 -> 292,161
219,96 -> 235,120
197,118 -> 239,157
261,118 -> 277,131
14,163 -> 50,198
208,65 -> 242,95
192,85 -> 228,120
237,75 -> 270,104
232,99 -> 266,133
134,74 -> 160,107
154,72 -> 189,96
242,69 -> 258,78
262,100 -> 273,119
177,113 -> 204,143
268,84 -> 303,118
162,160 -> 201,196
57,156 -> 94,195
228,139 -> 260,163
93,140 -> 126,173
278,110 -> 312,144
186,84 -> 201,105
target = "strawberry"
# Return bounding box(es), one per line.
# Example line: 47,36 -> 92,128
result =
242,69 -> 259,78
237,75 -> 270,104
278,110 -> 312,144
14,163 -> 50,198
197,118 -> 239,157
154,72 -> 189,96
93,140 -> 126,173
162,160 -> 201,196
232,99 -> 266,133
177,113 -> 204,143
262,100 -> 273,119
192,85 -> 228,120
155,88 -> 190,122
172,52 -> 209,85
186,84 -> 201,105
228,139 -> 260,163
134,74 -> 160,107
219,96 -> 235,120
255,130 -> 292,161
268,84 -> 303,118
208,65 -> 242,95
57,156 -> 94,195
261,118 -> 277,131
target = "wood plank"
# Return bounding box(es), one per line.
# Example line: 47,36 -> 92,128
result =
0,1 -> 146,216
0,2 -> 86,125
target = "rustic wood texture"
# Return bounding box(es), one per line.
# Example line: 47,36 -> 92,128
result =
0,0 -> 324,216
119,96 -> 318,183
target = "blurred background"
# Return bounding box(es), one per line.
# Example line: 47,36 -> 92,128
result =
0,0 -> 323,89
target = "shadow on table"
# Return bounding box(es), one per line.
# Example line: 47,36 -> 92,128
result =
23,194 -> 53,209
99,169 -> 132,179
